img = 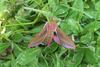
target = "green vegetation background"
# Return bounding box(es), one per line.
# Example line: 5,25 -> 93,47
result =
0,0 -> 100,67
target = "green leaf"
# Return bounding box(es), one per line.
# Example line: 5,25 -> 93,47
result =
96,11 -> 100,20
80,33 -> 93,44
74,48 -> 84,67
0,0 -> 7,12
53,4 -> 68,17
97,35 -> 100,45
95,1 -> 100,20
0,43 -> 9,54
48,0 -> 59,10
13,44 -> 23,57
31,24 -> 43,34
12,32 -> 23,42
60,19 -> 83,34
83,0 -> 95,19
11,55 -> 19,67
69,0 -> 84,20
33,0 -> 43,6
84,47 -> 97,64
96,36 -> 100,59
95,1 -> 100,11
1,61 -> 11,67
43,42 -> 58,54
79,64 -> 87,67
53,54 -> 64,67
16,48 -> 40,65
73,0 -> 84,10
84,21 -> 100,32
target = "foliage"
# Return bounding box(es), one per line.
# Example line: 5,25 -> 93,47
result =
0,0 -> 100,67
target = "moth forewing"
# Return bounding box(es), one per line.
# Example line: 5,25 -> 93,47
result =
28,26 -> 47,48
56,28 -> 76,49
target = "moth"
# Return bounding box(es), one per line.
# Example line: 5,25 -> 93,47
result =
29,19 -> 76,49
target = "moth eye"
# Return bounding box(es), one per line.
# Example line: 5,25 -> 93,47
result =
54,32 -> 57,35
